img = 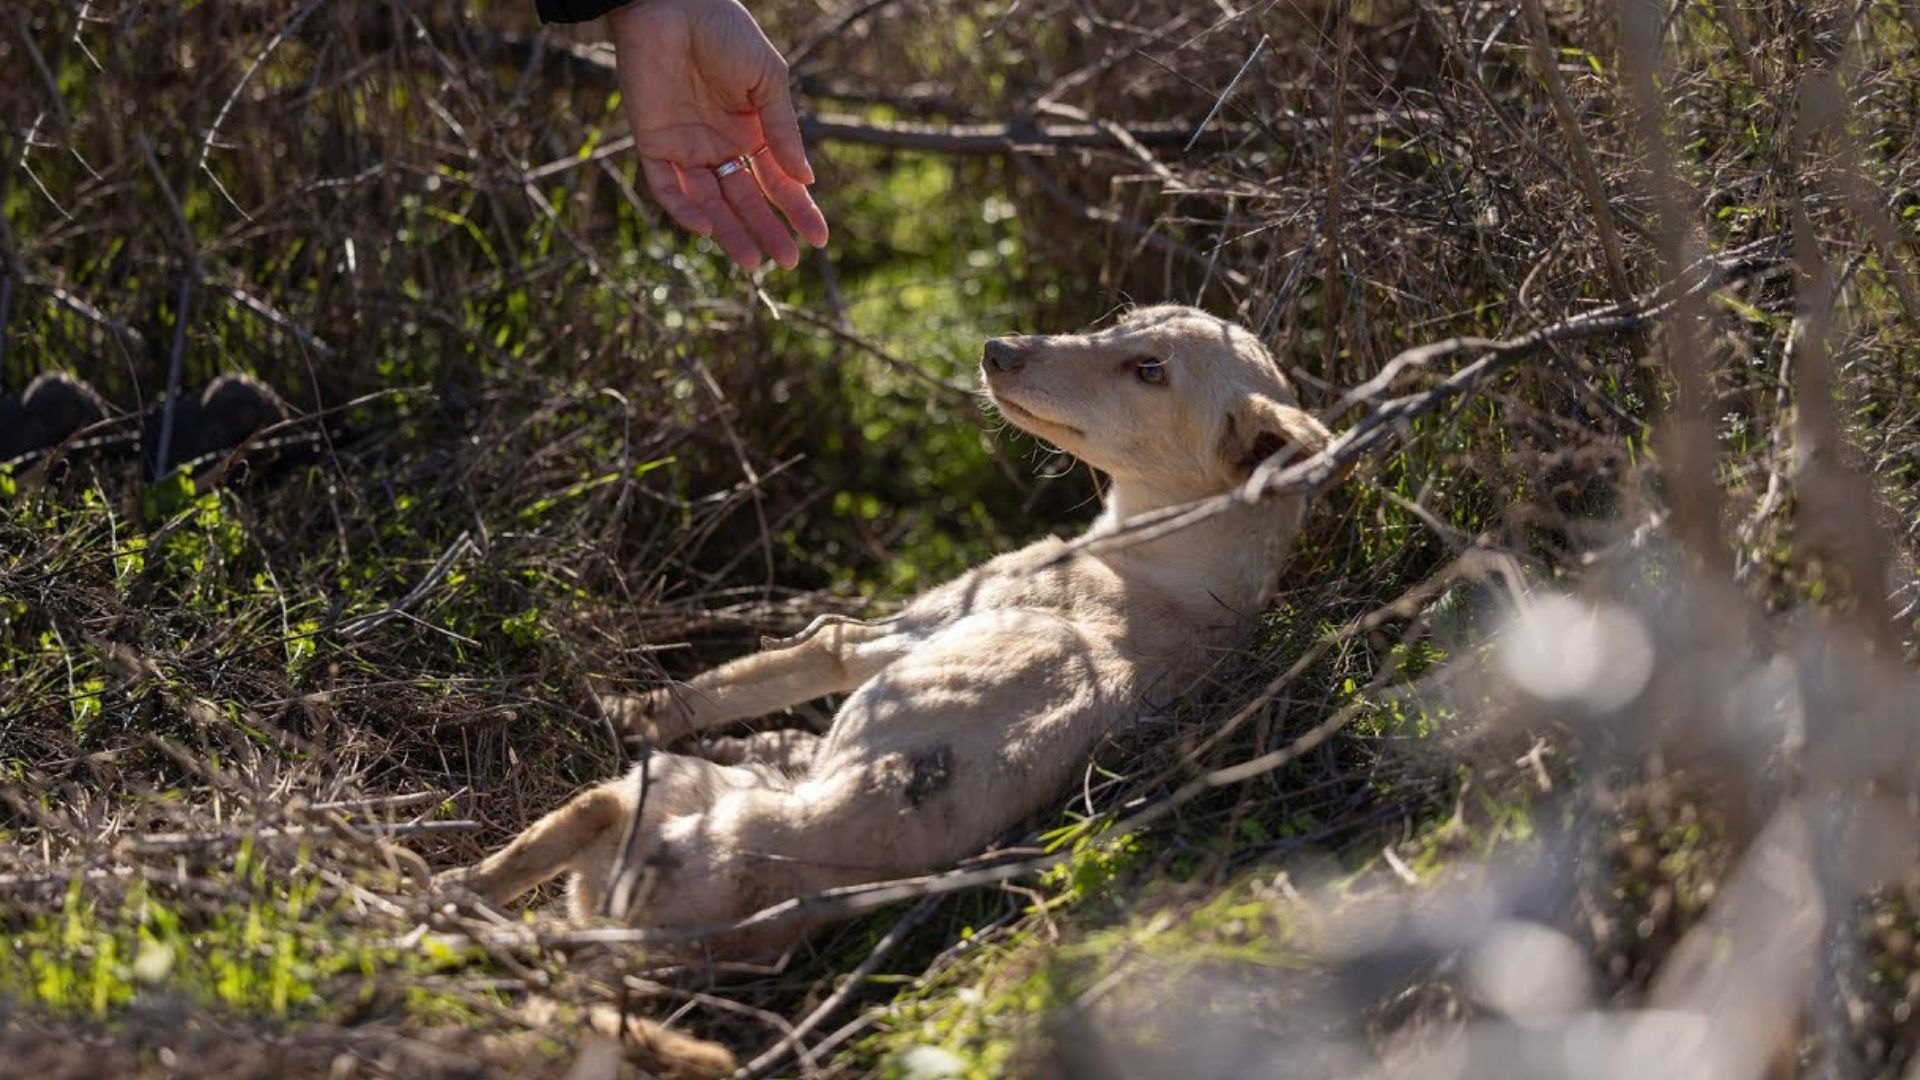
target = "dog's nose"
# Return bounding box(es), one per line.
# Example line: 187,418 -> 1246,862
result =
984,338 -> 1029,373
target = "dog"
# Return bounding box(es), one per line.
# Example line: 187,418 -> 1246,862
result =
449,306 -> 1339,951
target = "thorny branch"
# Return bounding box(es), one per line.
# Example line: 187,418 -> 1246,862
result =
1043,235 -> 1795,565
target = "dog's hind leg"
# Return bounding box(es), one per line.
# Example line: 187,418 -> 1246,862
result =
602,618 -> 912,745
449,753 -> 775,915
449,783 -> 627,910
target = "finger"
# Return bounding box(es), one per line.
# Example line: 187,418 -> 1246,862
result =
751,74 -> 816,186
640,157 -> 713,237
752,150 -> 830,249
676,164 -> 763,269
719,167 -> 802,270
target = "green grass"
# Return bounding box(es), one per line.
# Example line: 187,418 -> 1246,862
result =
3,858 -> 491,1026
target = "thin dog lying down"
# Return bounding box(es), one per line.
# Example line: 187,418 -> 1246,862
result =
452,306 -> 1338,949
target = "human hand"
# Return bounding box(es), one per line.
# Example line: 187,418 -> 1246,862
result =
608,0 -> 829,270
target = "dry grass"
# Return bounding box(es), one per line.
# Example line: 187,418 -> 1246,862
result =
2,0 -> 1919,1077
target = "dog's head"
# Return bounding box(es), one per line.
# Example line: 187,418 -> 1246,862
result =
981,306 -> 1333,501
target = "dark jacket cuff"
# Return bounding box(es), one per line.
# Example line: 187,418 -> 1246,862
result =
537,0 -> 632,23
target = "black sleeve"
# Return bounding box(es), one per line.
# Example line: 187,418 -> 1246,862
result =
537,0 -> 631,23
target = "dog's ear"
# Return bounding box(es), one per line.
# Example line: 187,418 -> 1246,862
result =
1219,394 -> 1335,479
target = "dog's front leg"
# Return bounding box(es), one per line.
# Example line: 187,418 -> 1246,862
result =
602,616 -> 912,746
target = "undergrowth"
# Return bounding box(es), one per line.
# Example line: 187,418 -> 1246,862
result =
3,0 -> 1919,1077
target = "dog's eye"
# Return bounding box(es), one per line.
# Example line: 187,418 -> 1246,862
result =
1134,359 -> 1168,386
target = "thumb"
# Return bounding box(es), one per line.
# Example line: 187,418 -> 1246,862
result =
752,69 -> 815,186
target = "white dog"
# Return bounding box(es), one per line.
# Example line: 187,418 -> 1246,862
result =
451,306 -> 1338,950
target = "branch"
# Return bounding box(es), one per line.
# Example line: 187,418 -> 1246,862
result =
731,893 -> 945,1079
774,302 -> 976,398
473,30 -> 1260,156
1045,235 -> 1794,564
797,112 -> 1431,155
1519,0 -> 1631,300
339,531 -> 477,639
1010,155 -> 1250,288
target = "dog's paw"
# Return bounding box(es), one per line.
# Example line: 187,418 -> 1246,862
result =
433,865 -> 513,909
432,864 -> 476,890
597,688 -> 688,746
585,1003 -> 738,1080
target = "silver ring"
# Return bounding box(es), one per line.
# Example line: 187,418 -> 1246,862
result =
711,155 -> 751,180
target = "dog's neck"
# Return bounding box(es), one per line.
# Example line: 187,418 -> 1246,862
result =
1090,475 -> 1302,619
1099,477 -> 1199,523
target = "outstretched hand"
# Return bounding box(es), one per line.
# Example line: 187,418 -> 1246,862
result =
609,0 -> 829,270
